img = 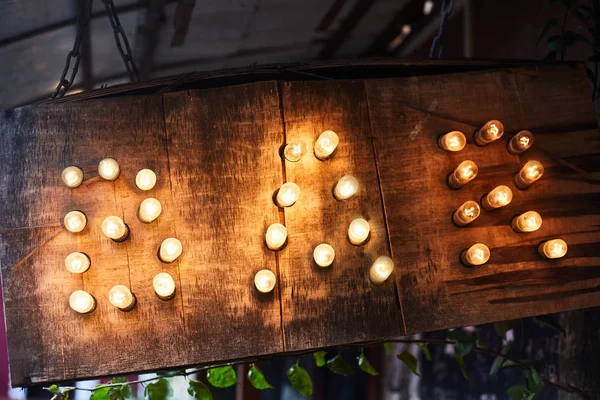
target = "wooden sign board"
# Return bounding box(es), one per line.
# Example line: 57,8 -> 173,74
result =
0,64 -> 598,386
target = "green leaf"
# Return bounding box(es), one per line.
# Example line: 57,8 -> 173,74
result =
475,327 -> 487,349
287,363 -> 313,398
383,342 -> 392,355
248,364 -> 274,390
313,351 -> 327,367
490,344 -> 512,376
144,378 -> 173,400
108,388 -> 125,400
397,351 -> 420,376
90,388 -> 112,400
501,359 -> 540,371
108,378 -> 132,399
157,370 -> 185,377
507,385 -> 535,400
455,354 -> 469,380
48,385 -> 60,394
187,380 -> 213,400
418,343 -> 431,361
447,330 -> 475,356
357,351 -> 379,376
533,315 -> 566,335
494,320 -> 518,338
326,353 -> 354,376
206,366 -> 237,388
536,17 -> 558,47
526,368 -> 544,394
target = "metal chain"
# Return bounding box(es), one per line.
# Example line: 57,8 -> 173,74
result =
429,0 -> 454,58
101,0 -> 140,82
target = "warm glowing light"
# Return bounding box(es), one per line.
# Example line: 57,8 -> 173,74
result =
265,223 -> 287,250
423,0 -> 434,15
475,120 -> 504,146
65,252 -> 90,273
438,131 -> 466,152
61,166 -> 84,188
334,175 -> 359,200
314,130 -> 339,160
348,218 -> 370,245
448,160 -> 478,189
508,130 -> 534,154
108,285 -> 136,311
159,238 -> 183,263
370,256 -> 394,284
136,169 -> 157,191
254,269 -> 276,293
98,158 -> 120,180
452,201 -> 481,227
284,141 -> 308,162
102,216 -> 129,241
461,243 -> 490,266
512,211 -> 542,233
275,182 -> 301,207
64,211 -> 87,233
69,290 -> 96,314
138,198 -> 162,223
482,185 -> 513,210
313,244 -> 335,267
153,272 -> 176,300
515,160 -> 544,189
539,239 -> 568,259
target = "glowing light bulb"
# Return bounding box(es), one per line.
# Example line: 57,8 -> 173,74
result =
313,243 -> 335,267
254,269 -> 276,293
514,160 -> 544,189
452,201 -> 481,227
65,252 -> 90,273
64,211 -> 87,233
370,256 -> 394,284
461,243 -> 490,266
153,272 -> 176,300
61,166 -> 84,188
348,218 -> 370,245
159,238 -> 183,263
284,141 -> 308,162
334,175 -> 359,200
102,216 -> 129,241
69,290 -> 96,314
135,169 -> 156,191
108,285 -> 136,311
265,223 -> 287,250
98,158 -> 120,180
508,130 -> 534,154
438,131 -> 466,152
481,185 -> 513,210
275,182 -> 300,207
511,211 -> 542,233
138,198 -> 162,223
447,160 -> 478,189
539,239 -> 568,259
314,130 -> 339,160
475,120 -> 504,146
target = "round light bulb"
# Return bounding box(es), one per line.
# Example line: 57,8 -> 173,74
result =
65,252 -> 90,274
64,211 -> 87,233
101,216 -> 129,241
153,272 -> 176,300
370,256 -> 394,284
135,169 -> 157,191
438,131 -> 466,152
254,269 -> 276,293
348,218 -> 370,245
98,158 -> 120,180
508,130 -> 534,154
313,243 -> 335,267
61,166 -> 84,188
284,141 -> 308,162
159,238 -> 183,263
314,130 -> 339,160
452,201 -> 481,227
138,198 -> 162,223
69,290 -> 96,314
482,185 -> 513,210
515,160 -> 544,189
108,285 -> 136,311
512,211 -> 542,233
475,120 -> 504,146
334,175 -> 359,200
448,160 -> 478,189
539,239 -> 568,259
265,223 -> 287,250
275,182 -> 301,207
461,243 -> 490,266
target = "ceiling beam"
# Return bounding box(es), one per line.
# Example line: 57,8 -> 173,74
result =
136,0 -> 166,81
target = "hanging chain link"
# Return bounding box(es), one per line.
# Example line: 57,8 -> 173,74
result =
429,0 -> 454,58
101,0 -> 139,83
